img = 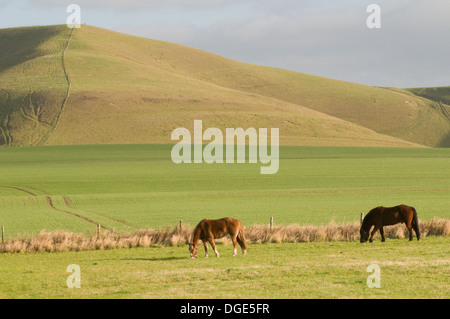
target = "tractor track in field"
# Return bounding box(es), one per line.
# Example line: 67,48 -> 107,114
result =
2,185 -> 109,230
1,185 -> 133,231
2,186 -> 37,196
62,196 -> 136,229
45,196 -> 112,230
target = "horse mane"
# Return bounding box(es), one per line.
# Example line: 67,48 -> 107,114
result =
190,219 -> 207,243
362,207 -> 380,229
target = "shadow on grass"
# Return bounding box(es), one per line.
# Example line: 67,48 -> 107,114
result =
0,25 -> 68,74
121,256 -> 187,262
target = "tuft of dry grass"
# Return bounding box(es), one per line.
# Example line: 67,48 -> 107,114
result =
1,219 -> 448,253
245,218 -> 450,243
244,222 -> 360,243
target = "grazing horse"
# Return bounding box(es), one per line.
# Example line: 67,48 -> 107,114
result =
360,205 -> 420,243
189,217 -> 247,258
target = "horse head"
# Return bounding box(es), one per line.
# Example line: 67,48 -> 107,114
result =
360,226 -> 370,243
359,211 -> 372,243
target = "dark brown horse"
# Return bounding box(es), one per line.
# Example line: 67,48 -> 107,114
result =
189,217 -> 247,258
360,205 -> 420,243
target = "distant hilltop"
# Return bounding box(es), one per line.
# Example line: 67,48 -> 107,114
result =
0,25 -> 449,147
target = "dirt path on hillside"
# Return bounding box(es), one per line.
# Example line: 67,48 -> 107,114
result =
44,27 -> 74,144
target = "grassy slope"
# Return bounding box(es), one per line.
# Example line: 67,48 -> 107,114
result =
407,86 -> 450,106
49,26 -> 417,147
0,25 -> 71,146
406,87 -> 450,146
144,41 -> 450,147
1,25 -> 447,147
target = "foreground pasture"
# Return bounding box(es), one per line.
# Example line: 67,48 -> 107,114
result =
0,237 -> 448,298
0,145 -> 448,298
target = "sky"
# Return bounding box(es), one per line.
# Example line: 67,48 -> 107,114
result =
1,0 -> 449,88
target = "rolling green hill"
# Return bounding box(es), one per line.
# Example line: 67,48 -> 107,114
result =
1,25 -> 449,147
407,86 -> 450,106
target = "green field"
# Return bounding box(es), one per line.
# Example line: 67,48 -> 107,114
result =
0,144 -> 449,238
1,24 -> 449,301
0,144 -> 449,299
0,238 -> 448,298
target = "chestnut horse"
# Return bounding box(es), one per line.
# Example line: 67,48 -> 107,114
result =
189,217 -> 247,258
360,205 -> 420,243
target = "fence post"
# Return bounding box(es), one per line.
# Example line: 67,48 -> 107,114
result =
96,224 -> 101,236
1,225 -> 4,244
179,220 -> 183,231
270,216 -> 273,231
360,213 -> 364,225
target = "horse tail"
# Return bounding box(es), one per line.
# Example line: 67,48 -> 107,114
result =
236,221 -> 247,252
411,207 -> 420,240
238,225 -> 246,242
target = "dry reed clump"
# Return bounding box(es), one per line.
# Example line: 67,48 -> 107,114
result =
244,222 -> 361,243
0,219 -> 448,253
420,218 -> 450,237
381,218 -> 450,239
0,226 -> 192,254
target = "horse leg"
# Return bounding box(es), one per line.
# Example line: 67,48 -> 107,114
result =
402,218 -> 413,241
230,232 -> 238,257
407,225 -> 413,241
231,234 -> 238,256
370,226 -> 379,243
380,227 -> 385,242
208,238 -> 220,257
412,221 -> 420,241
236,234 -> 247,255
203,241 -> 209,258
